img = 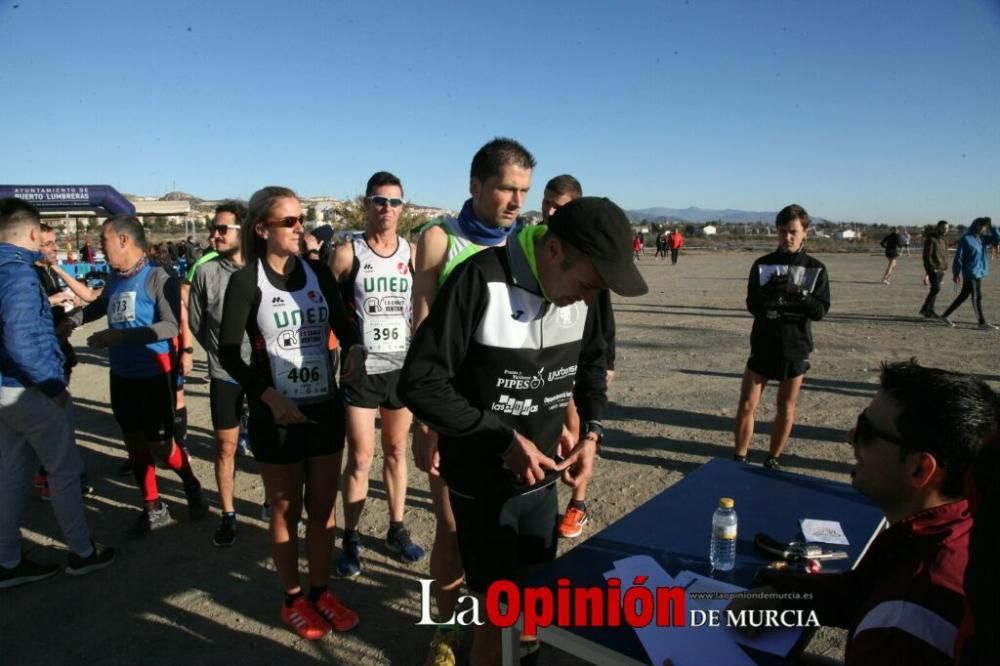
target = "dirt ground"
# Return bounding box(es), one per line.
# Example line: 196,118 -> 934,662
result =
3,249 -> 998,665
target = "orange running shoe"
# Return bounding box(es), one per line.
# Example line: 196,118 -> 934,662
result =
558,506 -> 589,539
281,596 -> 331,640
313,590 -> 360,632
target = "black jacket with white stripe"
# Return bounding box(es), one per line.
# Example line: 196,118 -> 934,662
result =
399,227 -> 608,496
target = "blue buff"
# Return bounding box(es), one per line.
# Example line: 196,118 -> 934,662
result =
454,199 -> 516,246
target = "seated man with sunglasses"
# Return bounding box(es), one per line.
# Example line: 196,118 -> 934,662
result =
729,360 -> 998,666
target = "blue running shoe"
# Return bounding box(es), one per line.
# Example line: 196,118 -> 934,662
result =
386,525 -> 426,564
335,533 -> 362,577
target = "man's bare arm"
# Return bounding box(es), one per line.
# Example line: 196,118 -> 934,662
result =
411,224 -> 449,329
329,239 -> 356,283
51,263 -> 99,302
410,223 -> 450,474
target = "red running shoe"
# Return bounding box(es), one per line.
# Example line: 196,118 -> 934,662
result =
313,590 -> 360,632
281,596 -> 330,640
558,506 -> 589,539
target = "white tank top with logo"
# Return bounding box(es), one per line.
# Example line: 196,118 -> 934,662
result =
351,236 -> 412,375
255,259 -> 332,405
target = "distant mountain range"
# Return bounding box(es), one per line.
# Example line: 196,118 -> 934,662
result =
628,206 -> 776,224
523,206 -> 788,224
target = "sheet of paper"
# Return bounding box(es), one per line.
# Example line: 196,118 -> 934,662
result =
800,518 -> 850,545
605,556 -> 753,666
673,570 -> 803,657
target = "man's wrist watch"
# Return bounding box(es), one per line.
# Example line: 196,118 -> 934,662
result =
583,421 -> 604,443
181,347 -> 194,354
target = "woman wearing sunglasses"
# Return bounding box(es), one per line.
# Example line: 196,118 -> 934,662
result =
218,186 -> 365,640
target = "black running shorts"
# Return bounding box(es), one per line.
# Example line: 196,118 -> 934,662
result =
109,372 -> 176,442
209,378 -> 245,431
449,481 -> 558,594
247,392 -> 346,465
747,355 -> 810,382
341,369 -> 406,410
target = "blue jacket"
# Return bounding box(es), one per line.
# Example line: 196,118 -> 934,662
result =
953,227 -> 1000,280
0,242 -> 67,396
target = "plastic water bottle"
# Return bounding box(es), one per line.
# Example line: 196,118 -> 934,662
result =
710,497 -> 738,571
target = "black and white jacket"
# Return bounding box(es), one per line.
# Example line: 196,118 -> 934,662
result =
399,228 -> 608,496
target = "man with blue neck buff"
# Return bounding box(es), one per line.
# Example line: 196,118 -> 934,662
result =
410,137 -> 534,665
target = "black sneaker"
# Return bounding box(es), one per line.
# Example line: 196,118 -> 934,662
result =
185,483 -> 209,521
335,534 -> 362,577
732,454 -> 748,463
0,554 -> 60,589
128,503 -> 171,536
213,516 -> 237,548
65,542 -> 117,576
385,526 -> 426,564
763,456 -> 781,470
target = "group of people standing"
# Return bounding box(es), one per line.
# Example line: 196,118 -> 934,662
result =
654,228 -> 684,263
0,138 -> 649,666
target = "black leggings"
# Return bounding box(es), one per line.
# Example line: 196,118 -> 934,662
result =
942,277 -> 985,323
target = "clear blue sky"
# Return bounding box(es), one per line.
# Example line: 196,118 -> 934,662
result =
1,0 -> 997,225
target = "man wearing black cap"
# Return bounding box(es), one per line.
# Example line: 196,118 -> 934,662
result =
399,196 -> 646,665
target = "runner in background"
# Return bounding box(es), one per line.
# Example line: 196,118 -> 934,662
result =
919,221 -> 949,319
540,175 -> 617,540
66,215 -> 209,533
173,228 -> 218,455
332,172 -> 424,577
667,227 -> 684,265
189,201 -> 250,547
880,227 -> 901,285
899,227 -> 912,256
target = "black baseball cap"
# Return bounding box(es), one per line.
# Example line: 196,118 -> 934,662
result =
548,196 -> 648,297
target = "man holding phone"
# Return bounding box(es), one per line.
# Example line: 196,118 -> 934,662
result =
400,196 -> 646,665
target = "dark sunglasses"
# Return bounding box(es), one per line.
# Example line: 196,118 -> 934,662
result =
850,411 -> 906,447
264,216 -> 304,228
210,224 -> 236,235
366,195 -> 404,208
